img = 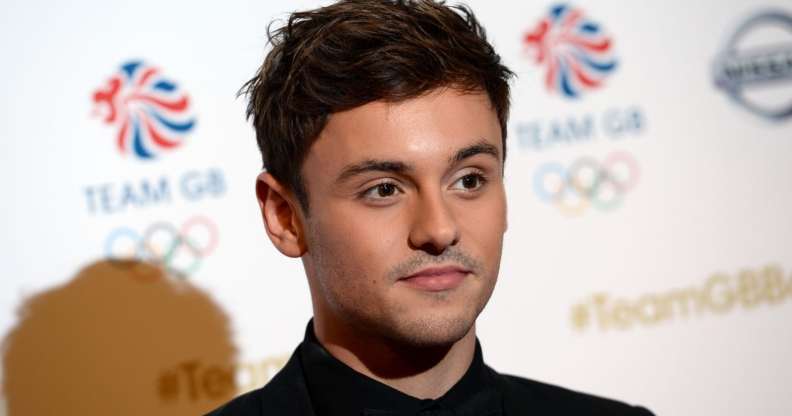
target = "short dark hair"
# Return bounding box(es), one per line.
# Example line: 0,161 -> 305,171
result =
242,0 -> 514,211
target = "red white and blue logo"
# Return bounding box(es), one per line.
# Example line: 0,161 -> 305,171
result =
524,4 -> 618,99
93,60 -> 196,160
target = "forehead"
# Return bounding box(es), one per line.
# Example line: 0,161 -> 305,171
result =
305,88 -> 502,175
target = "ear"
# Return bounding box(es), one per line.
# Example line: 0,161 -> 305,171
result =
256,172 -> 307,257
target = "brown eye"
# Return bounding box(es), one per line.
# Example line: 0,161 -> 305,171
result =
360,181 -> 402,201
461,175 -> 480,189
451,173 -> 487,192
377,183 -> 396,197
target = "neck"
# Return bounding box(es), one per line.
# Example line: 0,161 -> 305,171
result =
312,315 -> 477,400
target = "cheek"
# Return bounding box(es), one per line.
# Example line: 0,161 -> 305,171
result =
456,192 -> 507,248
310,205 -> 405,281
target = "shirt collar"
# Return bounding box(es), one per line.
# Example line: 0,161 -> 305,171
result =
299,320 -> 502,416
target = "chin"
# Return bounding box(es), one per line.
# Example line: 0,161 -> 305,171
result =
382,312 -> 477,349
373,283 -> 493,348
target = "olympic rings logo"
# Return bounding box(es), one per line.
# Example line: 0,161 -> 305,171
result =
532,151 -> 640,216
104,216 -> 219,277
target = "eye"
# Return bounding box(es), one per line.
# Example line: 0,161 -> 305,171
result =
451,173 -> 488,192
360,182 -> 401,200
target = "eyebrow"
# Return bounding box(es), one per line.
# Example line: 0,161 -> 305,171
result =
336,160 -> 413,183
335,139 -> 500,183
451,140 -> 500,164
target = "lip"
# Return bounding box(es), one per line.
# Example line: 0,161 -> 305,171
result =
398,265 -> 471,292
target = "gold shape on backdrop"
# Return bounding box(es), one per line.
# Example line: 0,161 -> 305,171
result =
1,260 -> 238,416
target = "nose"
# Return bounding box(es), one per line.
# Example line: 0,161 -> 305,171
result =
407,191 -> 460,255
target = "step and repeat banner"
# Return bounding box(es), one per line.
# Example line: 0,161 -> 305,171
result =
1,1 -> 791,415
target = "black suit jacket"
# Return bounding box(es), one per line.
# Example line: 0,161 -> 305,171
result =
207,343 -> 654,416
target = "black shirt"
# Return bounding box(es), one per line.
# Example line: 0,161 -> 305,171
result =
300,322 -> 502,416
206,321 -> 655,416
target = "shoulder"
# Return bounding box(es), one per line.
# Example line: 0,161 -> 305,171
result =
204,349 -> 314,416
204,387 -> 263,416
494,371 -> 654,416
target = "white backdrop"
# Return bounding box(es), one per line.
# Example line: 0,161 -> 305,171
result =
2,1 -> 791,415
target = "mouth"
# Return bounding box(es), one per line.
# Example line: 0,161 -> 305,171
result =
398,265 -> 471,292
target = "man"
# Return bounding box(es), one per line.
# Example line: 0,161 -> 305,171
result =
210,0 -> 654,414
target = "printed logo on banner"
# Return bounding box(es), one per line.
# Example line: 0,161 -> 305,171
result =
514,5 -> 644,154
93,60 -> 196,159
84,168 -> 226,215
571,264 -> 792,332
523,4 -> 617,99
515,107 -> 645,152
532,151 -> 640,216
158,354 -> 290,402
105,216 -> 219,277
713,10 -> 792,120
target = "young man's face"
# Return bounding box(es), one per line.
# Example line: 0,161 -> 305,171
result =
298,88 -> 506,347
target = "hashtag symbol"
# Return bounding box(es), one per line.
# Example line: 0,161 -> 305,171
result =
571,303 -> 590,331
158,371 -> 179,401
